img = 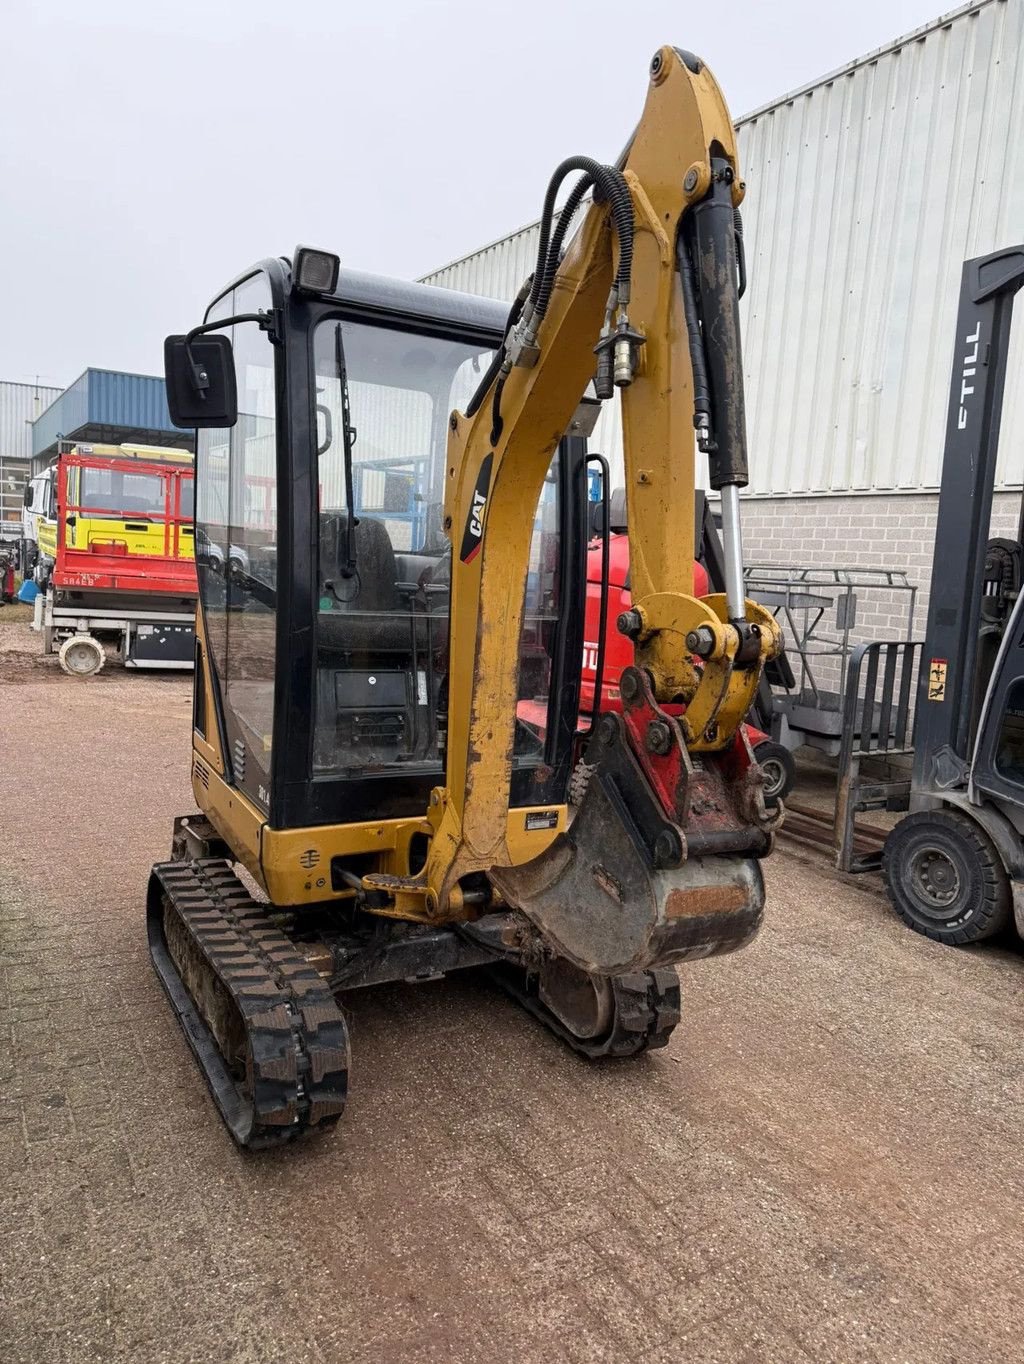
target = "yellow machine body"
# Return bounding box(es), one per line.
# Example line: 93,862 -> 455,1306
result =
184,47 -> 780,931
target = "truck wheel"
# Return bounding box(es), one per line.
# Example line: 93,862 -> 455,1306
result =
881,809 -> 1011,945
58,635 -> 106,678
754,740 -> 796,805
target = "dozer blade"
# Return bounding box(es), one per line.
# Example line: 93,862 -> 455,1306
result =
490,712 -> 767,977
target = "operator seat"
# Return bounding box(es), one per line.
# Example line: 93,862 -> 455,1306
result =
318,513 -> 423,655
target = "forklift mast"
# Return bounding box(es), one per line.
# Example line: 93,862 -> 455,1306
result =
912,246 -> 1024,802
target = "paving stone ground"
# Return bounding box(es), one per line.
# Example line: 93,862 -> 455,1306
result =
2,621 -> 1023,1363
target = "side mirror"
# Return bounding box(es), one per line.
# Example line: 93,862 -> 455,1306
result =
164,333 -> 238,429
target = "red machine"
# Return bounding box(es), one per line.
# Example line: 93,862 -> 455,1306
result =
581,528 -> 795,803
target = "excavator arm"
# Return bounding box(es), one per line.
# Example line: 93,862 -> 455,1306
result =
368,46 -> 783,972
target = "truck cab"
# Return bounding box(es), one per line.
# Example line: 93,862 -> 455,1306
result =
33,442 -> 195,593
21,468 -> 53,577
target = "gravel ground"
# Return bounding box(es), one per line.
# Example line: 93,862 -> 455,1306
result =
2,617 -> 1023,1363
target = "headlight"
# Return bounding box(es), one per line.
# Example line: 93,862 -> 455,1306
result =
293,245 -> 340,295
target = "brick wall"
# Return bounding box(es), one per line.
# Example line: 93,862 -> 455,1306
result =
737,490 -> 1020,696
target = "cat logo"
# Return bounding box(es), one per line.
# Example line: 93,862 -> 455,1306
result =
460,453 -> 493,564
469,489 -> 487,537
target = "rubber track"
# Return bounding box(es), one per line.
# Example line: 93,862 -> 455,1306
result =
490,965 -> 681,1058
147,858 -> 349,1150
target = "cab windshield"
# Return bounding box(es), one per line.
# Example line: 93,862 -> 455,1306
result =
314,321 -> 489,555
312,320 -> 491,775
79,467 -> 166,517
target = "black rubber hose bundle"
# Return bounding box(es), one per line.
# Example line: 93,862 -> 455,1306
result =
536,173 -> 594,313
531,155 -> 634,320
465,274 -> 531,420
488,154 -> 635,445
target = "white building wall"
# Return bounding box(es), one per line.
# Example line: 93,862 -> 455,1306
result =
0,380 -> 62,461
0,380 -> 62,538
421,0 -> 1024,499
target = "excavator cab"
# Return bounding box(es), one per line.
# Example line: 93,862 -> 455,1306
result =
151,47 -> 784,1149
178,265 -> 585,836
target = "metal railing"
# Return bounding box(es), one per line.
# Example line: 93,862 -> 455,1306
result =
833,639 -> 923,872
745,564 -> 918,710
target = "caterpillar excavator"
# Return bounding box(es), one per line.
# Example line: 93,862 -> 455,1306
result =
151,45 -> 783,1148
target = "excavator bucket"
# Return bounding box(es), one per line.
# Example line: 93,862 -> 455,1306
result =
490,707 -> 771,976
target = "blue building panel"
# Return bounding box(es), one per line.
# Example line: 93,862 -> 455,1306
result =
32,372 -> 88,457
87,369 -> 176,432
31,368 -> 180,458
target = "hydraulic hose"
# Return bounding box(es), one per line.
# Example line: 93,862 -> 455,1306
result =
734,207 -> 747,299
675,226 -> 712,440
534,173 -> 594,315
489,375 -> 506,447
532,157 -> 634,319
465,276 -> 532,420
490,156 -> 636,444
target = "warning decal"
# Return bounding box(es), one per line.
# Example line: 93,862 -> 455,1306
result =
927,658 -> 948,702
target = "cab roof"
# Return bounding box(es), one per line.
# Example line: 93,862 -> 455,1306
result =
329,268 -> 509,338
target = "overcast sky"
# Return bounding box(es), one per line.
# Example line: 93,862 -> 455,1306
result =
1,0 -> 947,388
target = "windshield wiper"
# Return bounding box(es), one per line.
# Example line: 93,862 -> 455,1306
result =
334,322 -> 358,580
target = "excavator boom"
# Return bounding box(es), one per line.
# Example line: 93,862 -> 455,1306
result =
372,46 -> 782,970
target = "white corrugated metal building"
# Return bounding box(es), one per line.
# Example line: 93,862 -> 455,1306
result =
422,0 -> 1024,624
0,380 -> 62,539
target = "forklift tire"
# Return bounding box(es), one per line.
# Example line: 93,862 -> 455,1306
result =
754,740 -> 796,806
58,634 -> 105,678
881,808 -> 1011,945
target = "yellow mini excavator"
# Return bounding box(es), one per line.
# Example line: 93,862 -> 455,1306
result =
151,45 -> 783,1148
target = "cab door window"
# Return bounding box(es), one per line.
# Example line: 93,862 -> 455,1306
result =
194,272 -> 278,811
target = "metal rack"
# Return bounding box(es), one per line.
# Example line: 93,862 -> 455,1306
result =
744,564 -> 918,757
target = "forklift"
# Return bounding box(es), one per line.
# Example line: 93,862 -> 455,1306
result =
835,245 -> 1024,944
